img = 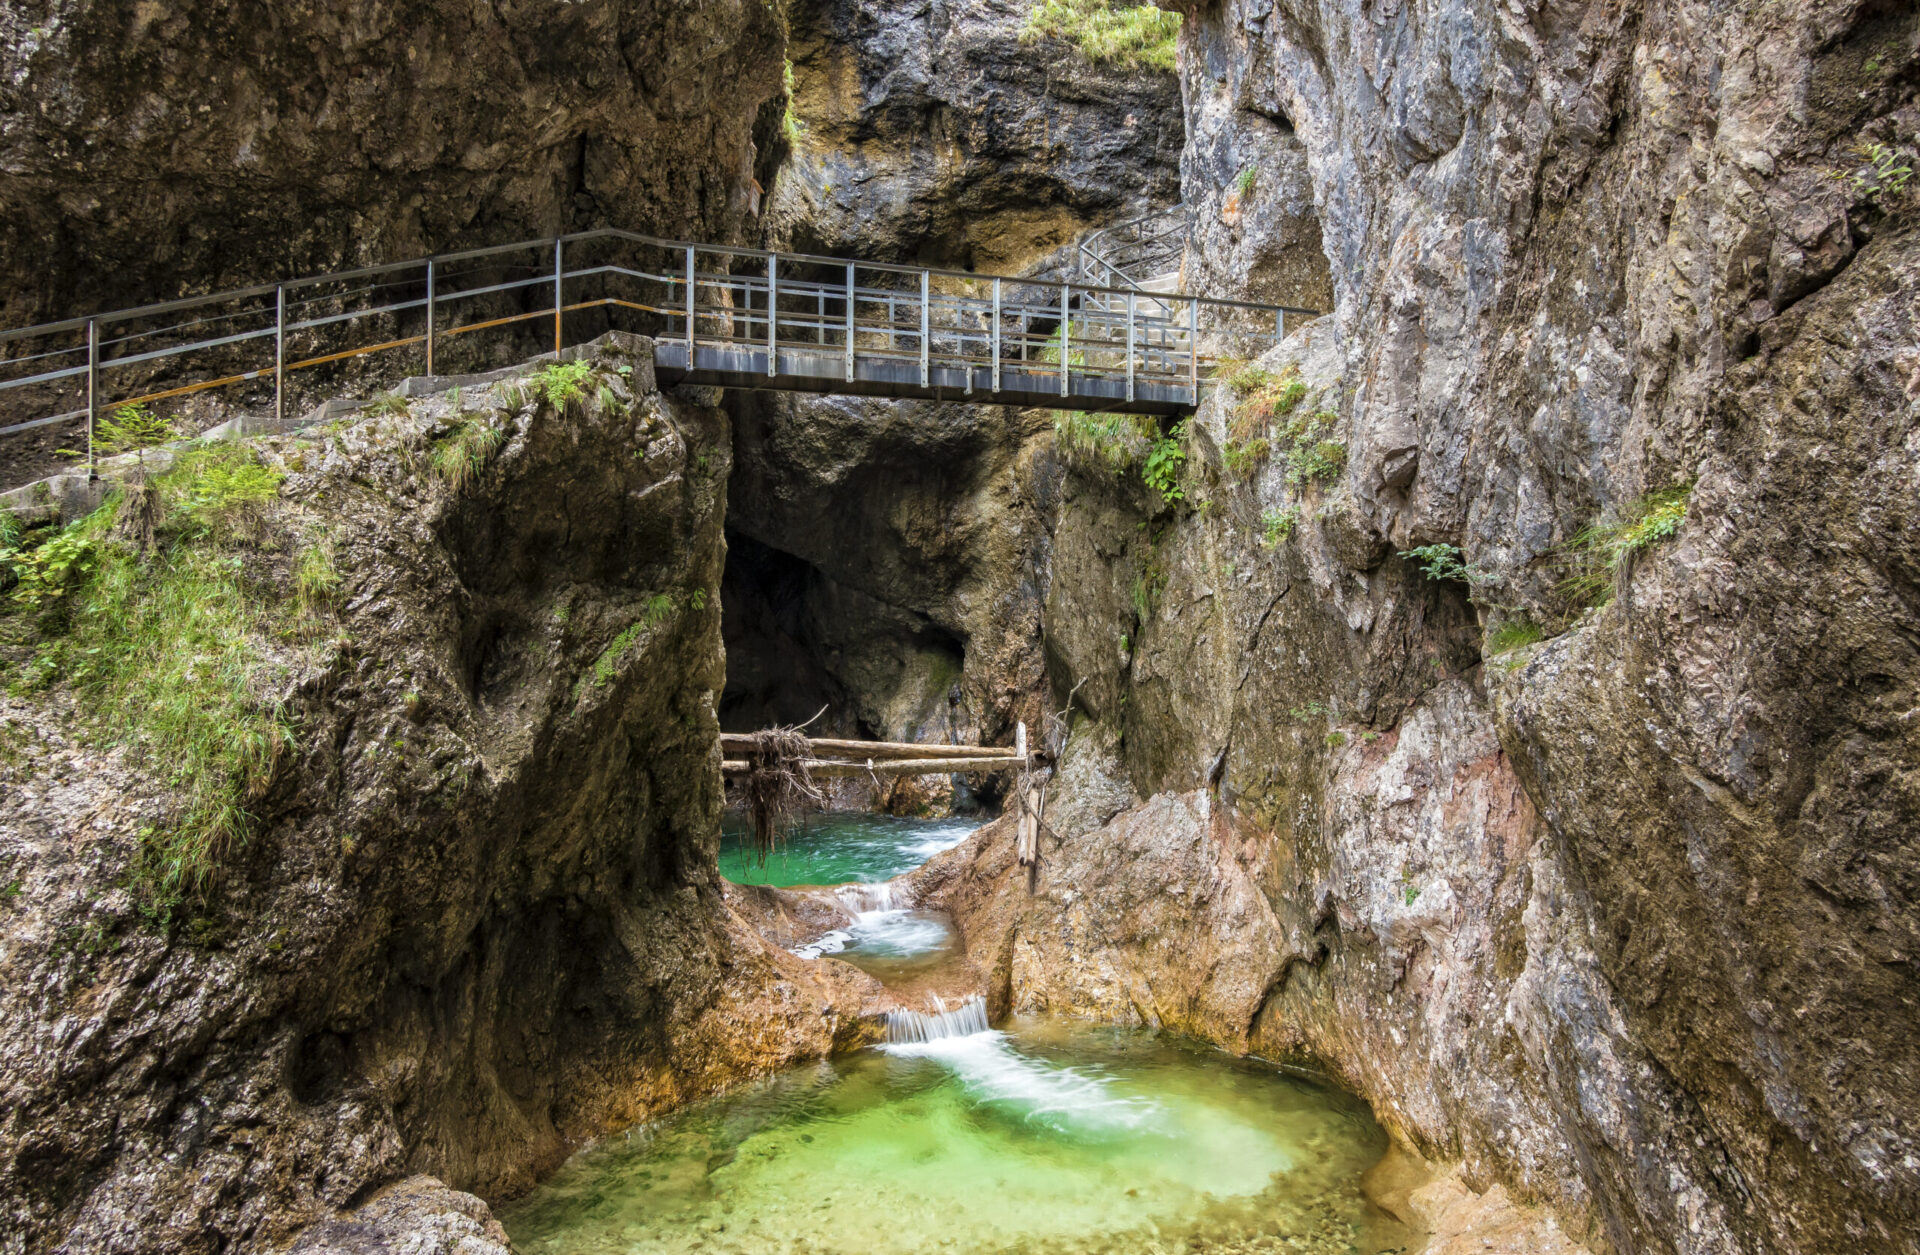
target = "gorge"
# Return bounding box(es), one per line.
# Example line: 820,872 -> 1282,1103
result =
1,2 -> 1916,1255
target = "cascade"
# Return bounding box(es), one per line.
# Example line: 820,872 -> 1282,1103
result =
882,994 -> 991,1043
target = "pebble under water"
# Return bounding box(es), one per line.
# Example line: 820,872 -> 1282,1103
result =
498,1018 -> 1421,1255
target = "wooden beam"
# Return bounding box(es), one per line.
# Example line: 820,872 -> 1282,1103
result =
722,756 -> 1026,777
718,735 -> 1012,761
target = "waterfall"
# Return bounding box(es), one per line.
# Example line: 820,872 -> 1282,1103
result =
883,994 -> 990,1043
835,880 -> 906,912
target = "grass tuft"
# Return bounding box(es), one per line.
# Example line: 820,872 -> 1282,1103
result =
5,445 -> 299,918
1555,484 -> 1693,608
1022,0 -> 1183,72
295,540 -> 341,612
431,418 -> 504,491
1486,618 -> 1545,655
1052,410 -> 1154,473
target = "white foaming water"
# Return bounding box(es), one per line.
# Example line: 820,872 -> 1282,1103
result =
833,880 -> 905,912
791,880 -> 953,961
899,817 -> 978,863
883,1001 -> 1160,1135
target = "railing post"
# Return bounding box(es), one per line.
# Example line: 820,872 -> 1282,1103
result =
685,244 -> 697,368
552,238 -> 564,357
425,258 -> 436,376
919,270 -> 931,389
1126,291 -> 1136,404
767,253 -> 778,377
1188,298 -> 1199,406
85,319 -> 98,479
1277,308 -> 1285,341
991,278 -> 1001,394
1059,283 -> 1070,399
275,285 -> 286,430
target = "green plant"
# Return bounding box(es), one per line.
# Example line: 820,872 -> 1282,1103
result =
1052,410 -> 1153,472
1835,142 -> 1913,202
1486,619 -> 1545,655
4,527 -> 100,610
1285,439 -> 1345,488
1021,0 -> 1183,72
166,444 -> 284,538
1289,700 -> 1329,721
782,59 -> 808,145
1222,437 -> 1271,477
90,403 -> 178,464
531,360 -> 594,410
1324,730 -> 1347,749
1130,562 -> 1167,620
1259,505 -> 1299,549
689,587 -> 709,612
1234,165 -> 1257,198
295,541 -> 341,612
431,418 -> 504,490
1555,484 -> 1692,607
1401,543 -> 1477,583
1142,421 -> 1188,504
363,392 -> 410,418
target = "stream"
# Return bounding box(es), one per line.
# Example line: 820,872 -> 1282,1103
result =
502,814 -> 1421,1255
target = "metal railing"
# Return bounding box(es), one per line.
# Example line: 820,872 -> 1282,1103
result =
0,228 -> 1320,473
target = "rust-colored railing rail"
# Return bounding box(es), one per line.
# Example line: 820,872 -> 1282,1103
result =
0,228 -> 1320,473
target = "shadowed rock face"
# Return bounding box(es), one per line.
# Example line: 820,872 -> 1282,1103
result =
0,0 -> 786,332
0,341 -> 882,1255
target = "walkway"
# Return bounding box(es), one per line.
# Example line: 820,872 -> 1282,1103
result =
0,228 -> 1318,459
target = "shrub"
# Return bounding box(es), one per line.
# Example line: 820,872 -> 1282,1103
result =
1022,1 -> 1183,72
86,403 -> 178,465
1400,542 -> 1475,583
1142,421 -> 1189,505
531,359 -> 595,409
1285,439 -> 1345,488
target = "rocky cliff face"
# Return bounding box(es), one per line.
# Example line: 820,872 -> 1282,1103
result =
723,0 -> 1189,774
0,0 -> 785,330
907,2 -> 1918,1254
0,339 -> 879,1255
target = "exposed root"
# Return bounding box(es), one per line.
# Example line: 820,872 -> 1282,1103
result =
738,725 -> 825,864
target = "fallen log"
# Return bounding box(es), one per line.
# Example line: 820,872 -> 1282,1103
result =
718,734 -> 1012,761
721,756 -> 1026,777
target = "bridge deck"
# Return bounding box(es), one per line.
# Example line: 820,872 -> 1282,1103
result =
1,228 -> 1320,460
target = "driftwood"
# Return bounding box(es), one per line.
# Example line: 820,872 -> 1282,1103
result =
719,735 -> 1011,762
734,725 -> 825,864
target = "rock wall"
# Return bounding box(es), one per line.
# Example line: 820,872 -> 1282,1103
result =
0,339 -> 878,1255
915,2 -> 1919,1254
0,0 -> 785,330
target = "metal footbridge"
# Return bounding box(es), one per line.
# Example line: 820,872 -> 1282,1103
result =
0,224 -> 1318,462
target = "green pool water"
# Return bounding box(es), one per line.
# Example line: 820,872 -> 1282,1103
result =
498,1018 -> 1419,1255
718,812 -> 979,888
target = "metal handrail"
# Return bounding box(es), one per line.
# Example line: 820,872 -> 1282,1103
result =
2,229 -> 1323,470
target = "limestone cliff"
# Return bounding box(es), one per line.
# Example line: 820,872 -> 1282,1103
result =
908,2 -> 1919,1254
0,339 -> 879,1255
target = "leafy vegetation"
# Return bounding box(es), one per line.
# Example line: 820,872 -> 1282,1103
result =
1555,484 -> 1693,607
1400,542 -> 1478,584
1142,421 -> 1189,505
1834,142 -> 1913,203
1052,410 -> 1154,472
1234,165 -> 1257,199
1259,505 -> 1299,549
782,59 -> 808,146
4,444 -> 299,918
1022,0 -> 1183,72
586,593 -> 680,690
78,403 -> 178,466
531,359 -> 595,410
362,392 -> 411,418
1284,438 -> 1345,489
